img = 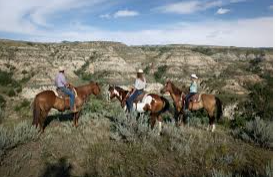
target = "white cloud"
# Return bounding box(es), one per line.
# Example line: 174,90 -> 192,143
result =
216,8 -> 230,14
0,0 -> 106,33
269,5 -> 273,10
113,10 -> 139,18
100,13 -> 111,19
27,17 -> 272,47
100,9 -> 139,19
155,0 -> 223,14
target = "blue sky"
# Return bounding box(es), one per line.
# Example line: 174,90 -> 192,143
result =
0,0 -> 273,47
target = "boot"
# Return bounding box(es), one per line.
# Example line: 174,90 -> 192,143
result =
71,105 -> 77,113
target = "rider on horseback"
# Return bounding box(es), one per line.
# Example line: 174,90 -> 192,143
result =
55,66 -> 76,112
126,69 -> 146,112
184,74 -> 198,112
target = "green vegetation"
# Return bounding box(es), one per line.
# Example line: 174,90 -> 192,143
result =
232,117 -> 272,148
0,121 -> 38,156
143,65 -> 150,74
0,70 -> 14,86
191,47 -> 214,56
14,99 -> 30,112
243,75 -> 273,121
154,65 -> 167,83
74,52 -> 100,81
0,95 -> 6,108
8,89 -> 16,97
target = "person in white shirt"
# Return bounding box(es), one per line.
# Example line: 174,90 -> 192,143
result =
126,69 -> 146,112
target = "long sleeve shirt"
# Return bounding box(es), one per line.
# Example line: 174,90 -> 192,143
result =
55,73 -> 67,88
134,78 -> 146,90
189,82 -> 198,93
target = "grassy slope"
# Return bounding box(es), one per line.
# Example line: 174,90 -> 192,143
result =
0,97 -> 272,177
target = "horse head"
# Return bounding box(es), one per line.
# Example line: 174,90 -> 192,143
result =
161,80 -> 173,94
92,82 -> 100,96
108,85 -> 117,100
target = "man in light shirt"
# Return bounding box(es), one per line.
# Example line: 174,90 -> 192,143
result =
55,66 -> 76,112
126,69 -> 146,112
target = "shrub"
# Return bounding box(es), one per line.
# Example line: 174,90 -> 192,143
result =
14,99 -> 30,112
0,95 -> 6,108
21,70 -> 28,75
0,70 -> 13,86
8,89 -> 16,97
154,65 -> 167,83
0,121 -> 38,155
243,75 -> 273,121
110,111 -> 159,143
143,65 -> 150,74
191,47 -> 214,56
232,117 -> 272,148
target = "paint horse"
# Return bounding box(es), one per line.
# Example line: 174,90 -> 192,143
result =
32,82 -> 100,132
161,80 -> 222,132
108,85 -> 170,134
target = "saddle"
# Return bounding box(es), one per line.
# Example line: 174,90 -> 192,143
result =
134,92 -> 147,103
189,93 -> 201,103
56,87 -> 78,99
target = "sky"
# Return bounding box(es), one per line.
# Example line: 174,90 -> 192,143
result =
0,0 -> 273,47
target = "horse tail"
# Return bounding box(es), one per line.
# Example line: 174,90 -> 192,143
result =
159,96 -> 170,114
215,97 -> 223,121
32,96 -> 40,128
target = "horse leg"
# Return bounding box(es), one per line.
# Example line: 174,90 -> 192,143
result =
73,113 -> 77,127
40,110 -> 49,133
136,112 -> 141,120
178,113 -> 184,127
75,111 -> 81,127
174,110 -> 181,126
150,113 -> 157,129
157,115 -> 163,135
208,111 -> 215,132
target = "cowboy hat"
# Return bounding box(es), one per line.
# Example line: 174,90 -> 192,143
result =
59,66 -> 65,71
137,69 -> 144,73
191,74 -> 198,79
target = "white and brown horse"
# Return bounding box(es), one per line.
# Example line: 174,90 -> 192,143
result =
108,85 -> 170,134
161,80 -> 222,132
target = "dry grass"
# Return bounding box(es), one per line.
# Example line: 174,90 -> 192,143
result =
0,97 -> 272,177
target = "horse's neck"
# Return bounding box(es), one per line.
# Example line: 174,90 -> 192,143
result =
76,86 -> 92,98
170,85 -> 184,104
117,90 -> 128,102
170,91 -> 181,102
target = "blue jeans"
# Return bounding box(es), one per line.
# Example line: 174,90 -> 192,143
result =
185,93 -> 196,110
126,89 -> 143,112
60,87 -> 75,109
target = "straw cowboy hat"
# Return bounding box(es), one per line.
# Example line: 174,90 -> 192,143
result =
191,74 -> 198,79
59,66 -> 65,72
137,69 -> 144,73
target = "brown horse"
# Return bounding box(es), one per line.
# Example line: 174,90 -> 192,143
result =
32,82 -> 100,132
108,85 -> 170,134
161,80 -> 222,132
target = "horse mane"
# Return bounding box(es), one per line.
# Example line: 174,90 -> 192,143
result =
114,86 -> 128,94
170,82 -> 183,96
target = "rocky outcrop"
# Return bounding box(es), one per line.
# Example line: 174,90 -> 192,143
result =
0,40 -> 272,101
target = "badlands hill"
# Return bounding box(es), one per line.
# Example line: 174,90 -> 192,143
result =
0,39 -> 272,177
